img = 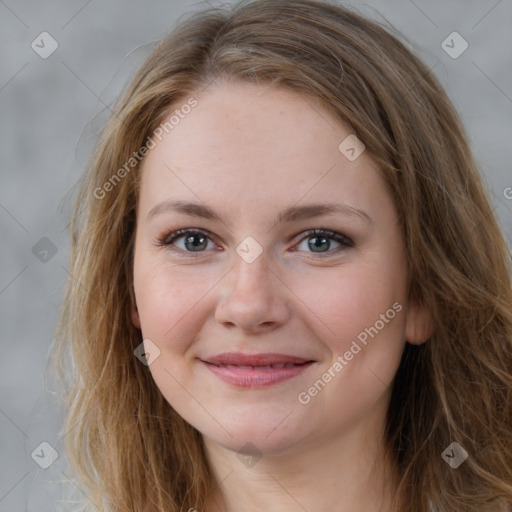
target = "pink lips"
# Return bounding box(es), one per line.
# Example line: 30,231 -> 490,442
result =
200,352 -> 315,388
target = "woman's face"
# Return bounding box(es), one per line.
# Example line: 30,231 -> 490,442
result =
131,79 -> 432,456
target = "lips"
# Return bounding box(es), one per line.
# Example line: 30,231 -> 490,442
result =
203,352 -> 313,368
200,352 -> 315,387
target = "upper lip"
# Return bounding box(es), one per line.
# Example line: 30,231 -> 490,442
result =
202,353 -> 314,367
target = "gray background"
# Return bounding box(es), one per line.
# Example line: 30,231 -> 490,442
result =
1,0 -> 511,510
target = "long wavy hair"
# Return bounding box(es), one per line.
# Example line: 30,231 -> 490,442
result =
51,0 -> 512,510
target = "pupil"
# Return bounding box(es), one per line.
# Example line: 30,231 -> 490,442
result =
185,234 -> 207,251
309,236 -> 329,252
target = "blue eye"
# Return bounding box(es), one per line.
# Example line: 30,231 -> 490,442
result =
293,229 -> 354,256
157,228 -> 354,258
158,229 -> 216,255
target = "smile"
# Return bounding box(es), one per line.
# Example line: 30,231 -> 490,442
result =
200,360 -> 315,387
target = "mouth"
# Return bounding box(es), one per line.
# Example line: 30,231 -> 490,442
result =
200,353 -> 316,387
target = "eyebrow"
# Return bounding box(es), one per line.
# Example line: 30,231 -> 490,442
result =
146,199 -> 372,225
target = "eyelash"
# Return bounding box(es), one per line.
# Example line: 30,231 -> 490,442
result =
155,228 -> 354,258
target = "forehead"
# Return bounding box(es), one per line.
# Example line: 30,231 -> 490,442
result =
138,80 -> 387,219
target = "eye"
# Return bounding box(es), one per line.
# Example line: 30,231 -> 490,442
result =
156,228 -> 217,256
156,228 -> 354,258
292,229 -> 354,257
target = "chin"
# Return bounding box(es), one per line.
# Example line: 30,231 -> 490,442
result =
218,433 -> 300,458
200,413 -> 310,458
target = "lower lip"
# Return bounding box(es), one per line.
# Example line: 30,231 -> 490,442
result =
201,361 -> 315,388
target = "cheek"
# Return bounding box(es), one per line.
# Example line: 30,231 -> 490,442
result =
133,256 -> 210,353
292,261 -> 406,344
291,264 -> 406,419
292,260 -> 408,404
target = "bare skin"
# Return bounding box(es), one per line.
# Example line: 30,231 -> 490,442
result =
131,78 -> 433,512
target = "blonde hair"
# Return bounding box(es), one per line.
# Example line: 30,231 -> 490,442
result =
52,1 -> 512,510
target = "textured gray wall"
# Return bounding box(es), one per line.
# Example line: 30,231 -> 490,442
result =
1,0 -> 511,510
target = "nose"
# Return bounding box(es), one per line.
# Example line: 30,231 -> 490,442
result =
214,250 -> 291,334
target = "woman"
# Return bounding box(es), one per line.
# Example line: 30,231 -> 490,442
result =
52,0 -> 512,510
